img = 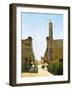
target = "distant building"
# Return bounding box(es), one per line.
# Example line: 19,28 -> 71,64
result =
44,20 -> 63,63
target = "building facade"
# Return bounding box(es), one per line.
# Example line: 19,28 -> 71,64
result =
21,37 -> 36,72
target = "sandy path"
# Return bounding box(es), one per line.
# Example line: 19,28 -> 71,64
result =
21,65 -> 53,77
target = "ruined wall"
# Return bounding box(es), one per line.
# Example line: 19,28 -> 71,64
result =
21,37 -> 35,72
44,38 -> 63,63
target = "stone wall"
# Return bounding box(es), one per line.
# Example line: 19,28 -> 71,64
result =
21,37 -> 35,72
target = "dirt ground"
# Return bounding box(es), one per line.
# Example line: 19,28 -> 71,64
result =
21,65 -> 53,77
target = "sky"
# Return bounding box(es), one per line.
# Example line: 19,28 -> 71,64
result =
21,12 -> 63,60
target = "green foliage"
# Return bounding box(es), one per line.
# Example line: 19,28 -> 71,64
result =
29,65 -> 38,73
22,63 -> 38,73
48,60 -> 63,75
22,63 -> 30,72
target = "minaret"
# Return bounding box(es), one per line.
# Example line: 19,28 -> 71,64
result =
48,19 -> 53,62
49,19 -> 53,39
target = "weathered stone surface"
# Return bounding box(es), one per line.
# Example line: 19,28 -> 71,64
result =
21,37 -> 38,73
44,20 -> 63,63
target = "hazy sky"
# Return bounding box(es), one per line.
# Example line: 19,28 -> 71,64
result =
21,12 -> 63,60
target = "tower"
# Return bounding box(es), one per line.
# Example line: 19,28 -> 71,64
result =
48,19 -> 53,62
49,19 -> 53,39
44,19 -> 53,63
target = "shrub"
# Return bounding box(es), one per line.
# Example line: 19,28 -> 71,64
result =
22,63 -> 30,72
22,63 -> 38,73
48,59 -> 63,75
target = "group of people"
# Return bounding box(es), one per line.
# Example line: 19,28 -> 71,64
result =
41,63 -> 48,70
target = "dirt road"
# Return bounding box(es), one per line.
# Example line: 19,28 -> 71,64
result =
21,65 -> 53,77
